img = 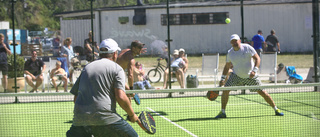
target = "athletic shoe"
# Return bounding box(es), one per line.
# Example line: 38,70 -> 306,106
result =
133,94 -> 141,105
29,89 -> 35,93
215,111 -> 227,119
275,109 -> 284,116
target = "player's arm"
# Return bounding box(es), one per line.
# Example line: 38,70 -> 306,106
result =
115,88 -> 138,123
220,62 -> 232,86
127,59 -> 135,90
250,53 -> 261,78
70,73 -> 82,103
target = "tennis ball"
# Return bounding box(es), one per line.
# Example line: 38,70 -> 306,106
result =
225,18 -> 231,24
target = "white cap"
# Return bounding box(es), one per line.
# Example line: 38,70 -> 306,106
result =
179,48 -> 185,53
99,38 -> 121,53
173,50 -> 179,55
230,34 -> 240,42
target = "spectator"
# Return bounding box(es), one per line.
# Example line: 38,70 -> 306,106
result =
0,33 -> 11,93
50,61 -> 68,92
265,29 -> 281,53
24,50 -> 46,93
52,36 -> 61,57
66,38 -> 139,137
162,50 -> 186,89
61,37 -> 78,84
179,48 -> 188,73
251,30 -> 266,56
84,31 -> 99,62
133,62 -> 154,90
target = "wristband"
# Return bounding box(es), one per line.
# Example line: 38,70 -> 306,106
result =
130,87 -> 133,90
252,67 -> 259,73
221,75 -> 227,80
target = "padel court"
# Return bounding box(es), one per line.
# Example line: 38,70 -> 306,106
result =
0,89 -> 319,137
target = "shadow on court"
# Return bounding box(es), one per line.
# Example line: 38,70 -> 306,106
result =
171,115 -> 274,122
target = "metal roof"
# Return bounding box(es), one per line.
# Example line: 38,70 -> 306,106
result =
55,0 -> 312,18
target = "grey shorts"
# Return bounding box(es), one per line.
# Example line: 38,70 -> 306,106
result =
225,73 -> 263,92
0,64 -> 8,75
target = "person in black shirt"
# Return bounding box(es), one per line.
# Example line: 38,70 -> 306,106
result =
24,50 -> 46,93
0,33 -> 11,93
265,29 -> 281,53
83,31 -> 99,61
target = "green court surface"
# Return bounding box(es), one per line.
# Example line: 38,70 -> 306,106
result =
0,92 -> 319,137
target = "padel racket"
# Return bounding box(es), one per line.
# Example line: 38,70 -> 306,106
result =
206,90 -> 219,101
127,111 -> 156,134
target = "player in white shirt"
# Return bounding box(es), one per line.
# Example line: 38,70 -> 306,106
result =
215,34 -> 284,118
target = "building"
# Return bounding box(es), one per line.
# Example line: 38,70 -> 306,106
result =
55,0 -> 316,55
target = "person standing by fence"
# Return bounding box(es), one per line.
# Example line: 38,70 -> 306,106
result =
0,33 -> 11,93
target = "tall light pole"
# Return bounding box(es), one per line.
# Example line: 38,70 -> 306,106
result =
312,0 -> 320,91
166,0 -> 173,96
240,0 -> 244,41
88,0 -> 95,62
10,0 -> 19,103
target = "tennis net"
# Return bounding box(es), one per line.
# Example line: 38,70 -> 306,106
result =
0,83 -> 319,137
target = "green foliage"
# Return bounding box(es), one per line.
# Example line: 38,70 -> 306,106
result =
7,54 -> 25,78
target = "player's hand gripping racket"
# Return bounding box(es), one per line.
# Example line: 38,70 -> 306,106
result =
206,86 -> 220,101
127,111 -> 156,134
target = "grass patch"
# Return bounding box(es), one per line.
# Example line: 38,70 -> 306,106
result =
136,54 -> 313,69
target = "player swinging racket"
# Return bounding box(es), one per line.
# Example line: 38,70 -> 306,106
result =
67,39 -> 140,137
214,34 -> 284,119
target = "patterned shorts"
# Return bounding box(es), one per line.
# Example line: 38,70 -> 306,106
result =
225,73 -> 263,92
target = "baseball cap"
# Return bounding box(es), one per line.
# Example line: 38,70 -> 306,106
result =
131,40 -> 145,49
99,38 -> 121,53
179,48 -> 185,53
173,50 -> 179,55
258,30 -> 263,34
230,34 -> 240,42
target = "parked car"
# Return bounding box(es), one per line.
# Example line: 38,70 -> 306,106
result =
42,38 -> 53,55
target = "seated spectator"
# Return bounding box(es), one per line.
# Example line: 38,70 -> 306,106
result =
60,37 -> 78,84
162,50 -> 186,89
179,48 -> 188,73
50,61 -> 68,92
24,50 -> 46,93
84,31 -> 99,61
133,62 -> 154,90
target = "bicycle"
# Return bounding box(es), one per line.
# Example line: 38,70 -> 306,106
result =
147,58 -> 167,83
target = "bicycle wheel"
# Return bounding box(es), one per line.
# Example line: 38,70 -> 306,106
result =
147,69 -> 162,83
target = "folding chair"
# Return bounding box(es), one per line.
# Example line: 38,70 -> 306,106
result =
259,52 -> 277,84
196,53 -> 219,86
46,57 -> 69,92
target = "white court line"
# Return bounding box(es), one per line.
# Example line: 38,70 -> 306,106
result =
147,107 -> 198,137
